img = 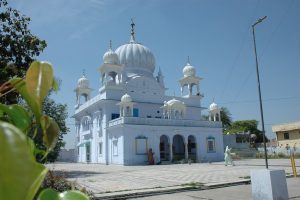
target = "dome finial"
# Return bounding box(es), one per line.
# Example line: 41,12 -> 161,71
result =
130,18 -> 135,43
187,56 -> 190,64
109,40 -> 112,50
82,69 -> 86,76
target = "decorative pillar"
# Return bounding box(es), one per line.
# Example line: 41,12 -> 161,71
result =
185,142 -> 188,160
118,73 -> 121,84
169,142 -> 173,161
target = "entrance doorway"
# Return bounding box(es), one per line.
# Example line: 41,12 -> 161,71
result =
159,135 -> 170,161
188,135 -> 197,161
86,143 -> 91,163
173,134 -> 185,161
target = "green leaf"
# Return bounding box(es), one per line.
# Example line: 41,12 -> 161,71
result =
59,190 -> 89,200
26,61 -> 54,105
52,78 -> 59,91
9,77 -> 42,121
0,103 -> 31,132
0,122 -> 48,200
38,188 -> 59,200
40,115 -> 60,151
37,189 -> 89,200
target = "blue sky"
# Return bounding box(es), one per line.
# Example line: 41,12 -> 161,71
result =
10,0 -> 300,149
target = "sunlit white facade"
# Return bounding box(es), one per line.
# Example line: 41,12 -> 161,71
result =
73,22 -> 223,165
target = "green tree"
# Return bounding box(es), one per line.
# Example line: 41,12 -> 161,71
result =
34,97 -> 69,163
220,107 -> 232,131
0,0 -> 47,104
0,0 -> 68,162
226,120 -> 267,143
0,61 -> 88,200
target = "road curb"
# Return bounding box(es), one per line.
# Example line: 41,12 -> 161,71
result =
93,179 -> 251,200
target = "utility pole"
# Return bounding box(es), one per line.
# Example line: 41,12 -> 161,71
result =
252,16 -> 268,169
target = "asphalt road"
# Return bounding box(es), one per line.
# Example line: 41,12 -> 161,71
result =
131,177 -> 300,200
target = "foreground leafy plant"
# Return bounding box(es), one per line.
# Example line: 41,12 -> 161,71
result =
0,61 -> 89,200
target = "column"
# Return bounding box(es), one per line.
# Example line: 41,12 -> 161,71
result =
118,73 -> 121,84
185,142 -> 188,160
169,142 -> 173,161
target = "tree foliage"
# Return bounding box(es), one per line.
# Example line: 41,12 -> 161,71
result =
34,97 -> 69,163
226,120 -> 267,143
0,61 -> 88,200
220,107 -> 232,130
0,0 -> 68,162
0,0 -> 47,104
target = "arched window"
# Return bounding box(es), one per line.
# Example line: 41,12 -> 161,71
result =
81,116 -> 91,131
206,136 -> 216,153
126,106 -> 130,116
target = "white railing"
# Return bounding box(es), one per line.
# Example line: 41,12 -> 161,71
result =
108,117 -> 222,128
75,95 -> 102,114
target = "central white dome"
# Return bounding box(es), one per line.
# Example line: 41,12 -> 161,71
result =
115,42 -> 155,75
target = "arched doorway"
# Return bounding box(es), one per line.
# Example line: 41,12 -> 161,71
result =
159,135 -> 170,161
188,135 -> 197,161
173,134 -> 185,161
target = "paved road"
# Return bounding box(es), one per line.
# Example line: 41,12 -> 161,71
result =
131,177 -> 300,200
47,159 -> 300,197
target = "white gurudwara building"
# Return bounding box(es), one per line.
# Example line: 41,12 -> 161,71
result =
73,21 -> 224,165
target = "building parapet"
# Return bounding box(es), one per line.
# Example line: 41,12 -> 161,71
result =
75,95 -> 102,114
109,117 -> 222,128
272,121 -> 300,132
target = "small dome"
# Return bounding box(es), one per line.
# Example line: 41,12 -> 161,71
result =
77,75 -> 89,88
115,43 -> 155,75
103,49 -> 119,65
183,63 -> 196,77
166,98 -> 185,108
209,102 -> 218,111
121,93 -> 133,103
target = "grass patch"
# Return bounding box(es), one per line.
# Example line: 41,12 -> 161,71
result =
239,176 -> 250,179
181,182 -> 204,188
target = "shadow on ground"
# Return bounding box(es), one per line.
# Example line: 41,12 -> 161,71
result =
52,170 -> 106,178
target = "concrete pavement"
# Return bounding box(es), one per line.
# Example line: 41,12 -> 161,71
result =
47,159 -> 300,199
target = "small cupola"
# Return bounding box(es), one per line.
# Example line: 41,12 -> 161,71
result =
103,40 -> 120,65
75,72 -> 92,108
162,98 -> 186,119
208,101 -> 221,122
117,93 -> 135,117
179,57 -> 202,97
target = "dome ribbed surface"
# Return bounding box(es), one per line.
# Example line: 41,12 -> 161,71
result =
115,43 -> 155,74
183,63 -> 196,77
103,49 -> 120,65
77,75 -> 89,88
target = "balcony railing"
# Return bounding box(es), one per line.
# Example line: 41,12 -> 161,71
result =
109,117 -> 222,128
